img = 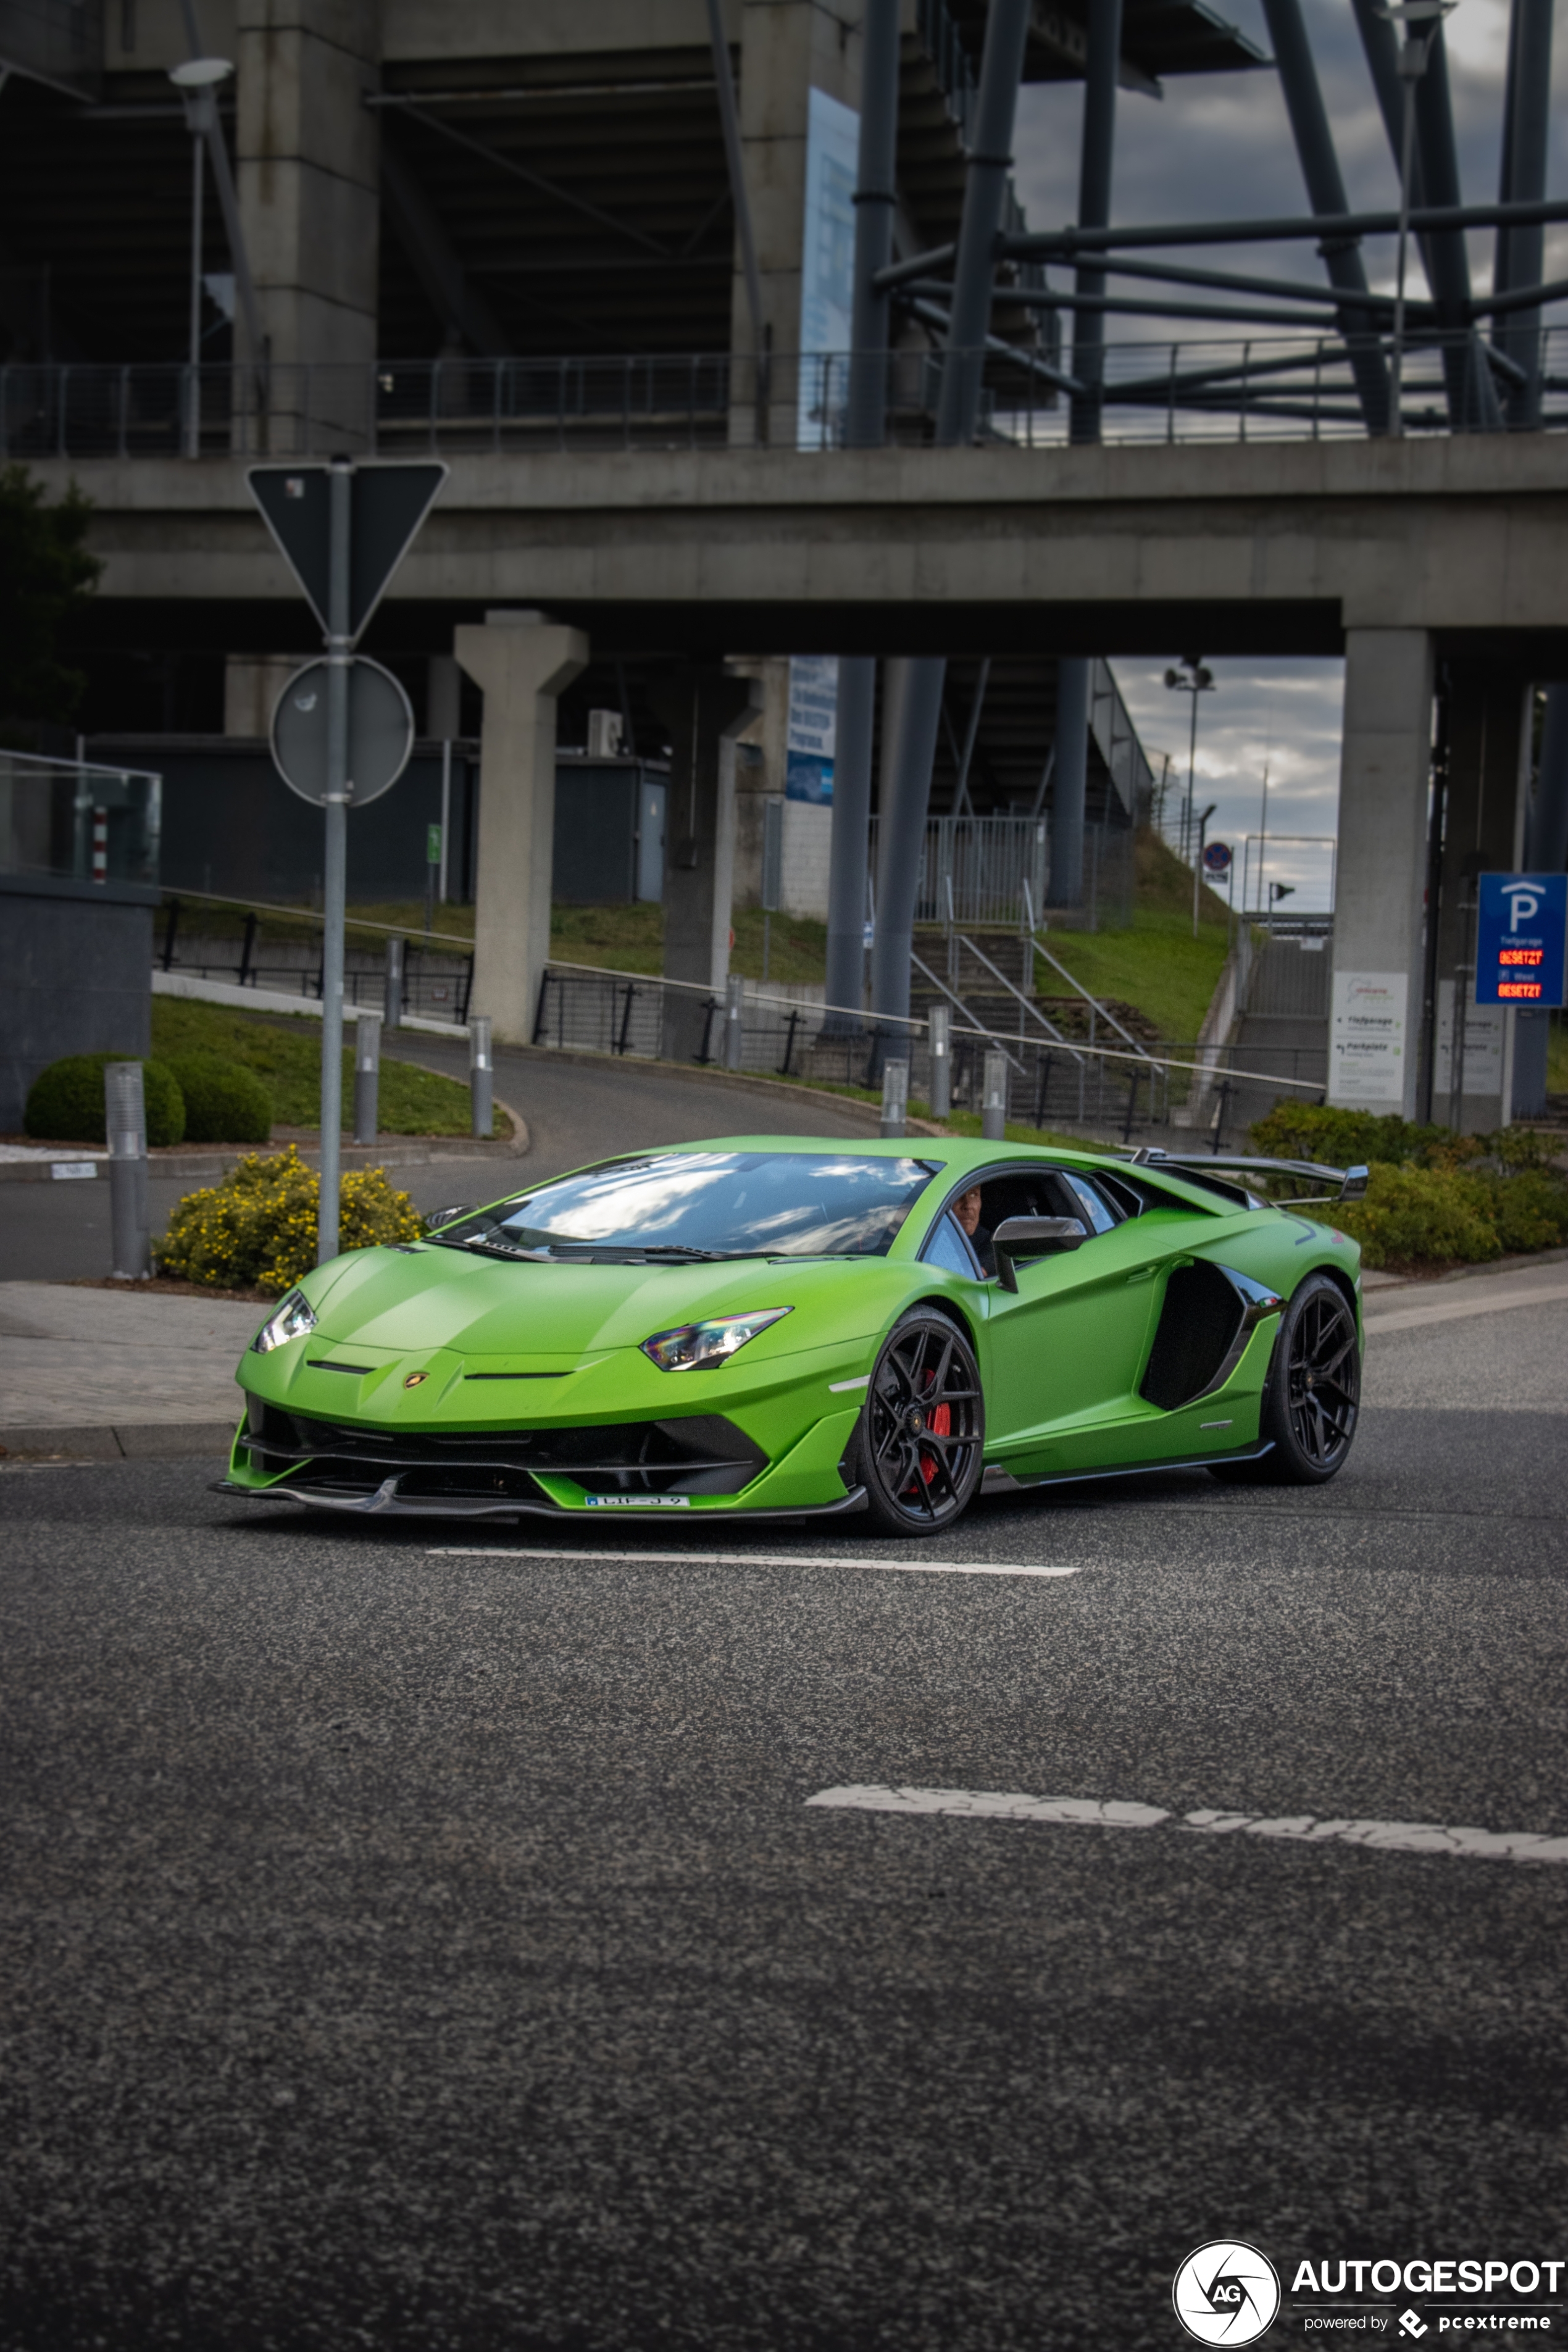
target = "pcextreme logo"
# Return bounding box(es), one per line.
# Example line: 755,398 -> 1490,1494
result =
1174,2242 -> 1284,2345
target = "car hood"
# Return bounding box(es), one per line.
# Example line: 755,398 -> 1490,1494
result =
306,1242 -> 876,1361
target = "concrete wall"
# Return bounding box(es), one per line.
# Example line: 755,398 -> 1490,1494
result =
0,878 -> 155,1133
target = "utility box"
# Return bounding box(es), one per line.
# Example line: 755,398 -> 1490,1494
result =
553,755 -> 667,905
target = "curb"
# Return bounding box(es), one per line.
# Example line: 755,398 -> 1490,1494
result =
0,1421 -> 236,1461
0,1096 -> 529,1187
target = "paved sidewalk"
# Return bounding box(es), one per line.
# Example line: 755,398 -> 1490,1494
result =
0,1282 -> 258,1448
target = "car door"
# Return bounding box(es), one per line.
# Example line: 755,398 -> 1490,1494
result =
978,1169 -> 1217,1475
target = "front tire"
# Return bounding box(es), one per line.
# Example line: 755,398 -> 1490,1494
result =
1211,1272 -> 1360,1485
852,1310 -> 985,1537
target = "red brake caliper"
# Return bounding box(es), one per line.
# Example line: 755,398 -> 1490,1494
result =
920,1381 -> 951,1484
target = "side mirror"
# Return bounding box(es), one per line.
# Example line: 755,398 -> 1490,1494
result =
1339,1165 -> 1370,1201
991,1215 -> 1086,1292
423,1204 -> 475,1233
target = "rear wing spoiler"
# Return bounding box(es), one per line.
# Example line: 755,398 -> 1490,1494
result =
1128,1148 -> 1370,1207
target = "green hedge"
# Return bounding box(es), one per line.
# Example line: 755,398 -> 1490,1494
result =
1249,1103 -> 1568,1269
162,1051 -> 273,1145
156,1145 -> 422,1293
24,1053 -> 185,1147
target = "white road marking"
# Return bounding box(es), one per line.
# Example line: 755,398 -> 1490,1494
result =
806,1787 -> 1167,1827
430,1546 -> 1082,1578
807,1785 -> 1568,1866
1363,1276 -> 1568,1336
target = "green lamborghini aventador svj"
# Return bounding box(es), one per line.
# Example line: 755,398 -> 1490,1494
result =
218,1136 -> 1369,1538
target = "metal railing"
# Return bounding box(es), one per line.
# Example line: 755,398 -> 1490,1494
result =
531,959 -> 1327,1146
10,330 -> 1568,462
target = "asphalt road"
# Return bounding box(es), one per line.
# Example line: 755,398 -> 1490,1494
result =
0,1045 -> 874,1285
2,1287 -> 1564,2349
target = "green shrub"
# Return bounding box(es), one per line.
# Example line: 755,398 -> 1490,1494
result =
1476,1167 -> 1568,1254
162,1051 -> 273,1145
1323,1162 -> 1501,1270
1248,1102 -> 1448,1169
156,1144 -> 422,1294
23,1051 -> 185,1147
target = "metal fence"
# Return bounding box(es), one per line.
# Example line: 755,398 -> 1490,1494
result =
10,330 -> 1568,463
532,962 -> 1326,1146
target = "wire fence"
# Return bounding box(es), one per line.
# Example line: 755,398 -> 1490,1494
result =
9,330 -> 1568,462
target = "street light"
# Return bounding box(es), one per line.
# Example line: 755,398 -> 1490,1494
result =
1163,654 -> 1215,866
1377,0 -> 1457,440
169,56 -> 233,459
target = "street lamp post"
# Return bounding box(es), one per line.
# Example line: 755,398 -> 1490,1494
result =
1164,654 -> 1215,866
168,57 -> 233,461
1379,0 -> 1457,440
1193,801 -> 1217,940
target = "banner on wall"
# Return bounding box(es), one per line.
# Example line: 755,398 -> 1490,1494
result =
797,84 -> 857,452
786,654 -> 839,804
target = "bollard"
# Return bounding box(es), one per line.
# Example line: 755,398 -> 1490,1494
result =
353,1011 -> 382,1146
470,1012 -> 493,1139
880,1056 -> 909,1139
723,973 -> 744,1072
981,1049 -> 1009,1141
928,1004 -> 951,1122
104,1061 -> 150,1278
384,935 -> 404,1030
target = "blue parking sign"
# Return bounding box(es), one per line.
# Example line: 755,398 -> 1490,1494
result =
1475,873 -> 1568,1007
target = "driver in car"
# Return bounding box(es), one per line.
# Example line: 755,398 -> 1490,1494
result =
953,1185 -> 995,1277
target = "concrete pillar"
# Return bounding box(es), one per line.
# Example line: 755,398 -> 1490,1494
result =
455,612 -> 589,1049
427,654 -> 462,741
236,0 -> 381,386
1432,662 -> 1531,1131
1328,630 -> 1433,1119
223,654 -> 296,738
735,0 -> 862,444
649,666 -> 762,1062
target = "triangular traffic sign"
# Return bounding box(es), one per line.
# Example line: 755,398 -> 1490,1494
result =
247,461 -> 448,643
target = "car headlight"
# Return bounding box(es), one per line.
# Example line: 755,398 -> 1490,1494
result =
640,1307 -> 791,1373
251,1288 -> 318,1354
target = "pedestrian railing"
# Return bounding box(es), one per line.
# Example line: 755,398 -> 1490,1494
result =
10,329 -> 1568,464
155,891 -> 475,1025
532,960 -> 1327,1146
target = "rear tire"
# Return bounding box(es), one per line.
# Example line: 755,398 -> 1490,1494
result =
1210,1272 -> 1360,1486
851,1311 -> 985,1538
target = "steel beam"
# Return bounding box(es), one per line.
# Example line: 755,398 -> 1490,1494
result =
382,136 -> 509,358
824,0 -> 902,1036
1259,0 -> 1388,432
1494,0 -> 1554,424
1069,0 -> 1124,446
873,0 -> 1032,1041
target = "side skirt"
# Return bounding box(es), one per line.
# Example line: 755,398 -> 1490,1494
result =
980,1442 -> 1275,1495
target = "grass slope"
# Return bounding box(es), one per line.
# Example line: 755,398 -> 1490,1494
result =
1034,832 -> 1233,1043
150,999 -> 477,1136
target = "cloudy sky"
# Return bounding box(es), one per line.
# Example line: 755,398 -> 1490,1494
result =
1005,0 -> 1566,904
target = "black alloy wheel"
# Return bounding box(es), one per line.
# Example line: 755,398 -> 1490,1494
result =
1212,1272 -> 1360,1485
855,1311 -> 985,1536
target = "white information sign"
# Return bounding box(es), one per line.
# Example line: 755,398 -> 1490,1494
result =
1434,979 -> 1506,1101
1328,971 -> 1409,1106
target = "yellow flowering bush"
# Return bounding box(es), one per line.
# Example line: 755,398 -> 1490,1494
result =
156,1145 -> 422,1295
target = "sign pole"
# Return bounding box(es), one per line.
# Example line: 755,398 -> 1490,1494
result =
319,455 -> 353,1265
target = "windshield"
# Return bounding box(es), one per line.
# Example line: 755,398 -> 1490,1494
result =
434,1151 -> 941,1261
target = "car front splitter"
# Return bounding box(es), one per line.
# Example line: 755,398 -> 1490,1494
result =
211,1478 -> 870,1524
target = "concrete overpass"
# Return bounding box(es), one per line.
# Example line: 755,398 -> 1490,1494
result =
37,428 -> 1568,1127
